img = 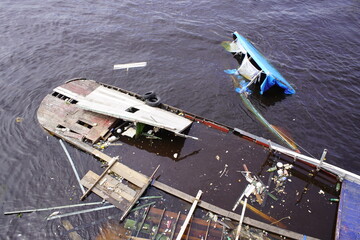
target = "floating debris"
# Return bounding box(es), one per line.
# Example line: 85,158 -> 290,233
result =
113,62 -> 147,71
219,164 -> 229,178
336,182 -> 341,192
47,211 -> 60,218
233,164 -> 267,210
15,117 -> 23,123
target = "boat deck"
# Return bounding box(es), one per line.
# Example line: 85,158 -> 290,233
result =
336,179 -> 360,240
37,79 -> 342,239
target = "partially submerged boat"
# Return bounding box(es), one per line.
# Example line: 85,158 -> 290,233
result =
37,78 -> 360,239
223,32 -> 298,151
223,31 -> 295,95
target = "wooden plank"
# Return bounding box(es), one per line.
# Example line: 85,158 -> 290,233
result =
107,178 -> 137,200
176,190 -> 202,240
38,94 -> 117,143
60,79 -> 99,96
90,149 -> 149,188
82,170 -> 136,202
151,208 -> 165,240
335,179 -> 360,240
80,157 -> 118,200
120,166 -> 160,221
80,171 -> 131,211
62,220 -> 83,240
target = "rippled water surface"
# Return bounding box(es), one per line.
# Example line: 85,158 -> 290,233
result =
0,0 -> 359,239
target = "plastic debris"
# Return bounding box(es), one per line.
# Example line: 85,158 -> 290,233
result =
219,164 -> 228,178
266,166 -> 277,172
336,182 -> 341,192
15,117 -> 23,123
108,136 -> 118,142
233,165 -> 267,210
272,162 -> 293,193
48,211 -> 60,218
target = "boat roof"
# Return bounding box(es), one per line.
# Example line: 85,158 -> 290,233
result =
233,31 -> 295,95
56,80 -> 192,134
38,79 -> 193,143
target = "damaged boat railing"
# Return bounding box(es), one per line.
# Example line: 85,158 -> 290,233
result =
269,143 -> 360,184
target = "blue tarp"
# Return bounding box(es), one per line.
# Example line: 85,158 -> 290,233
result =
232,32 -> 295,95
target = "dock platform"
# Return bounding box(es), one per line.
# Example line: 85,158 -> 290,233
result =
336,179 -> 360,240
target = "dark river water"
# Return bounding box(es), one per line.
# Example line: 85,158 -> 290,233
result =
1,0 -> 359,239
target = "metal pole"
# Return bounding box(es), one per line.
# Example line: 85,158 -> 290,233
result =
4,201 -> 106,215
317,149 -> 327,171
59,139 -> 85,194
46,204 -> 115,220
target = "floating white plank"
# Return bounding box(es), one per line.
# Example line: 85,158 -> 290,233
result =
113,62 -> 147,70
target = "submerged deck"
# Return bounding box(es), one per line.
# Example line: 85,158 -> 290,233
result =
36,79 -> 351,239
336,179 -> 360,240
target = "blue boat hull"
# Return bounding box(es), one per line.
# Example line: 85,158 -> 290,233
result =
230,32 -> 295,95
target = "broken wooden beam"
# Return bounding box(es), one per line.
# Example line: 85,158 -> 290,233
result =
80,156 -> 118,201
235,197 -> 248,240
170,211 -> 181,240
80,170 -> 136,210
152,208 -> 166,240
136,206 -> 151,237
176,190 -> 203,240
120,165 -> 160,221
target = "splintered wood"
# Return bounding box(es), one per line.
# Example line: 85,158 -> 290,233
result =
80,171 -> 138,211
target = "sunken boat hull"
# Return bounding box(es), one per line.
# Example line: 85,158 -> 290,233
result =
37,79 -> 360,239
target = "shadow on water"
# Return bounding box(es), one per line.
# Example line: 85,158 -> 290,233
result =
251,85 -> 288,107
111,124 -> 201,161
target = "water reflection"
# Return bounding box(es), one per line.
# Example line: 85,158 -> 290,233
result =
114,126 -> 201,161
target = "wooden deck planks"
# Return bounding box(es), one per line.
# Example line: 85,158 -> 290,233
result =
59,79 -> 99,96
80,170 -> 134,211
152,181 -> 319,240
139,208 -> 223,240
91,149 -> 149,188
336,179 -> 360,240
38,93 -> 117,143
